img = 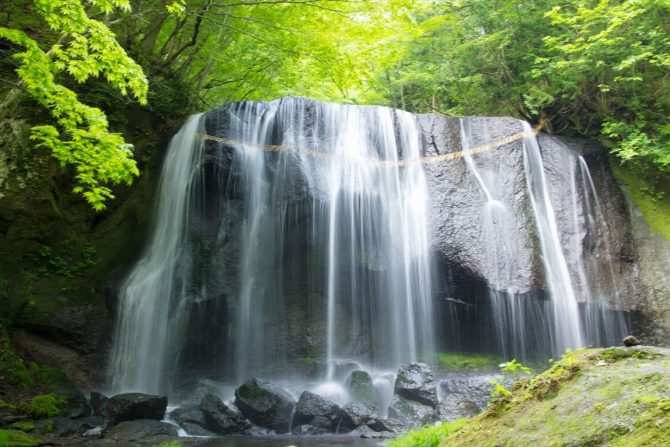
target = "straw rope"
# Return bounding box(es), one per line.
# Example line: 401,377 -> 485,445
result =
198,125 -> 541,167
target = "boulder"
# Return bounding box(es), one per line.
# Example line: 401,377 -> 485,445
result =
292,391 -> 341,433
107,393 -> 167,425
353,425 -> 396,439
170,404 -> 206,427
338,401 -> 377,432
90,391 -> 109,417
623,335 -> 641,347
388,395 -> 436,427
437,373 -> 497,420
346,370 -> 376,403
103,419 -> 178,442
53,384 -> 90,419
192,378 -> 224,404
234,378 -> 295,433
394,362 -> 438,408
367,417 -> 407,433
200,393 -> 250,435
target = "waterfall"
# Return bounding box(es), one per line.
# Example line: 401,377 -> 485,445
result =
109,115 -> 205,394
109,98 -> 628,395
521,122 -> 585,354
109,98 -> 436,394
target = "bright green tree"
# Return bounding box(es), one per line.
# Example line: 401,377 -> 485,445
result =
0,0 -> 148,210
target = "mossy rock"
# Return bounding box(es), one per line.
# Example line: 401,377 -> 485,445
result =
0,429 -> 41,447
436,346 -> 670,446
346,370 -> 376,403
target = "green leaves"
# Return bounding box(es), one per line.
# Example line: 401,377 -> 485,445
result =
0,0 -> 148,210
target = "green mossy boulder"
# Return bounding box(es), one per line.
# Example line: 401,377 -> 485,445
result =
436,346 -> 670,446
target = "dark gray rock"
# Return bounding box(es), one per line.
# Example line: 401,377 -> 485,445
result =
34,415 -> 107,437
351,425 -> 396,439
235,378 -> 296,433
170,404 -> 206,427
181,421 -> 217,437
35,417 -> 85,437
395,362 -> 438,408
367,417 -> 407,433
338,401 -> 377,432
52,383 -> 90,419
346,370 -> 376,403
437,372 -> 519,420
292,391 -> 341,433
107,393 -> 167,425
388,395 -> 436,427
90,391 -> 109,417
200,393 -> 250,435
192,378 -> 224,404
623,335 -> 641,347
103,419 -> 178,442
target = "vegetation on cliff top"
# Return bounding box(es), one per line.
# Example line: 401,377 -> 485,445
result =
390,346 -> 670,447
2,0 -> 669,213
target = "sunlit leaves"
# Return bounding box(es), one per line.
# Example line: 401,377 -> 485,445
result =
0,0 -> 148,210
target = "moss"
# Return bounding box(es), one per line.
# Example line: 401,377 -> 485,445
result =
599,346 -> 661,363
0,324 -> 33,389
430,346 -> 670,446
24,393 -> 67,418
8,422 -> 35,432
0,429 -> 40,447
387,419 -> 468,447
435,352 -> 503,372
613,163 -> 670,241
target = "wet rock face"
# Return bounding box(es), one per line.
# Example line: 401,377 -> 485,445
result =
624,191 -> 670,346
387,395 -> 436,428
199,393 -> 250,435
339,401 -> 377,431
107,393 -> 167,426
292,391 -> 341,434
90,391 -> 109,417
394,362 -> 438,408
234,378 -> 296,433
419,115 -> 539,294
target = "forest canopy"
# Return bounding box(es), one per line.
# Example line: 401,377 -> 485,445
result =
1,0 -> 669,209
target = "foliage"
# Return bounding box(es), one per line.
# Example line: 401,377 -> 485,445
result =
381,0 -> 670,175
34,239 -> 97,278
0,430 -> 40,447
386,419 -> 467,447
487,359 -> 532,401
0,0 -> 148,210
0,325 -> 33,389
435,352 -> 502,372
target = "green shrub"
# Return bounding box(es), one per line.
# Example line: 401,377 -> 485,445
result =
387,419 -> 467,447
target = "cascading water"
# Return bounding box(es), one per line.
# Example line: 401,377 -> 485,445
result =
454,119 -> 628,360
109,98 -> 629,405
109,98 -> 436,395
521,122 -> 585,354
